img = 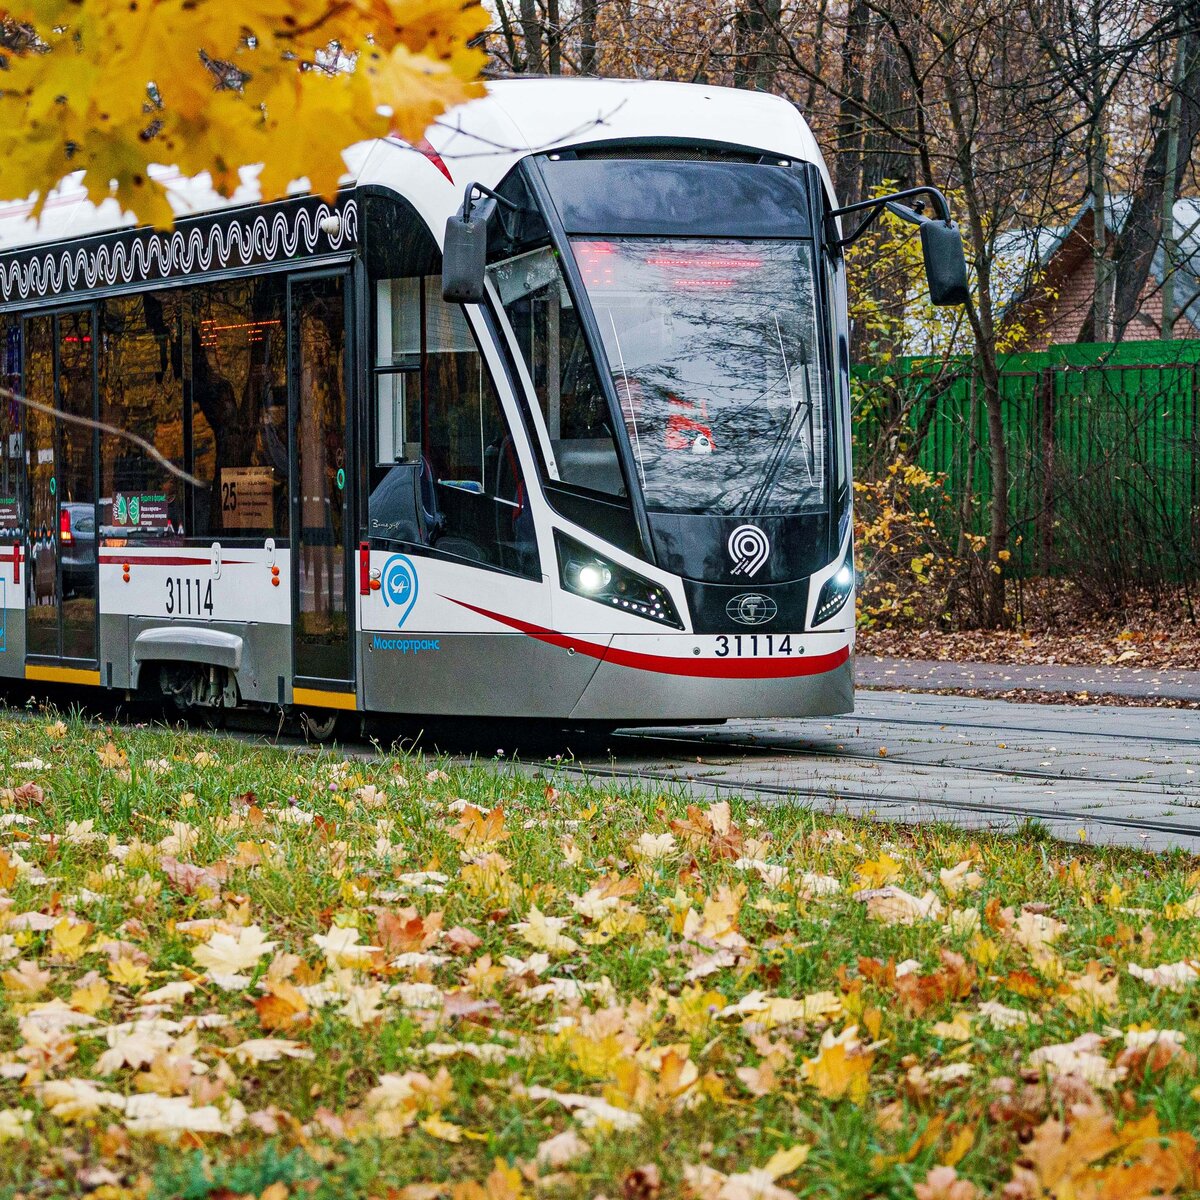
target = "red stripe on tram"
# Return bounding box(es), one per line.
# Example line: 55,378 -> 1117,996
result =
444,597 -> 850,680
98,555 -> 250,567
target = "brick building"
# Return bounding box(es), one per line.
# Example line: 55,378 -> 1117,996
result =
1000,196 -> 1200,349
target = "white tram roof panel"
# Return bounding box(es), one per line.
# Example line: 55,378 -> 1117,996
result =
0,77 -> 831,255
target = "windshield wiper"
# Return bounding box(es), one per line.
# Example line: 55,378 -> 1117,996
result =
744,336 -> 815,516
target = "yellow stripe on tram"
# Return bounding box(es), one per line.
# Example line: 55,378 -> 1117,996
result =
25,664 -> 102,686
292,686 -> 358,712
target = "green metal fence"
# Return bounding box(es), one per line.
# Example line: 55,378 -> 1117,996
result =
852,340 -> 1200,581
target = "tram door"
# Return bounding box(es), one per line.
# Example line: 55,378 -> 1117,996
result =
24,311 -> 98,668
289,273 -> 354,702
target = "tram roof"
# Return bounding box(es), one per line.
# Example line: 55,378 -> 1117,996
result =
0,77 -> 831,256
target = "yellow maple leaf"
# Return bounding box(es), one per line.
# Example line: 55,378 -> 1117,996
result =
69,979 -> 112,1016
668,984 -> 727,1037
1020,1108 -> 1120,1194
512,907 -> 579,957
801,1026 -> 874,1104
0,0 -> 486,223
941,1124 -> 975,1167
108,956 -> 150,988
855,853 -> 902,887
1063,964 -> 1120,1017
2,959 -> 51,998
931,1011 -> 973,1042
570,1033 -> 628,1080
96,742 -> 127,769
1163,894 -> 1200,920
762,1144 -> 810,1179
464,954 -> 505,995
0,850 -> 19,891
254,981 -> 310,1031
420,1113 -> 464,1143
736,1057 -> 780,1097
50,919 -> 92,963
967,933 -> 1000,968
193,924 -> 278,977
447,805 -> 510,852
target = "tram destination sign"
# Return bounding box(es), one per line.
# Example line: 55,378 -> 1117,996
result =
220,467 -> 274,530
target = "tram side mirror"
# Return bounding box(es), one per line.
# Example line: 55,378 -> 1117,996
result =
920,220 -> 970,306
442,198 -> 493,304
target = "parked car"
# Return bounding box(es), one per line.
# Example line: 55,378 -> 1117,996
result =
32,501 -> 95,600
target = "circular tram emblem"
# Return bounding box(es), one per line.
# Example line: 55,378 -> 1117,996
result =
380,554 -> 419,628
727,524 -> 770,577
726,593 -> 778,626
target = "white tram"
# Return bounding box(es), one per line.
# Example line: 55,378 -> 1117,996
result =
0,79 -> 966,732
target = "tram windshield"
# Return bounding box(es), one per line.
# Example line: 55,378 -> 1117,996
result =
571,237 -> 826,517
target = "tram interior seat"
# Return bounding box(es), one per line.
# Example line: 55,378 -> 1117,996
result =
552,438 -> 627,496
367,459 -> 443,545
369,449 -> 538,574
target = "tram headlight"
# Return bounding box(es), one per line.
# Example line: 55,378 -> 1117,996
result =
812,549 -> 855,626
574,562 -> 613,594
556,532 -> 684,629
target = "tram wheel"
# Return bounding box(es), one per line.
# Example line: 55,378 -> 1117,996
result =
298,708 -> 342,744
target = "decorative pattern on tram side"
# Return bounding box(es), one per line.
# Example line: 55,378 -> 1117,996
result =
0,194 -> 359,305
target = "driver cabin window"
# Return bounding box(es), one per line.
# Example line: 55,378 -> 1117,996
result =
490,247 -> 626,498
366,194 -> 538,580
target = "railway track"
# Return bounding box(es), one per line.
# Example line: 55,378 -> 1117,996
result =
552,694 -> 1200,852
551,756 -> 1200,845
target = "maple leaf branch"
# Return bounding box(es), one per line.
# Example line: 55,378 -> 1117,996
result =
0,384 -> 204,489
269,3 -> 356,43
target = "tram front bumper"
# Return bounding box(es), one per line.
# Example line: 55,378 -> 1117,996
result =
568,632 -> 854,722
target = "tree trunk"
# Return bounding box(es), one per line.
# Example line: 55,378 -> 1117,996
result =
545,0 -> 561,73
493,0 -> 522,72
1160,31 -> 1187,339
803,0 -> 830,113
1109,32 -> 1200,338
944,52 -> 1009,627
734,2 -> 767,90
518,0 -> 544,74
1087,120 -> 1112,343
861,22 -> 910,192
753,0 -> 782,91
834,0 -> 871,205
579,0 -> 599,75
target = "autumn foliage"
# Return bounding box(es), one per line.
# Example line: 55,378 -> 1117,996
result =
0,715 -> 1198,1194
0,0 -> 488,225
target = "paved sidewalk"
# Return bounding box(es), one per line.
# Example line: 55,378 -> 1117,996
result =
574,692 -> 1200,852
857,655 -> 1200,701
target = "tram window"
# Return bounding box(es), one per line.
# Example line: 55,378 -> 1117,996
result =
365,195 -> 538,578
368,278 -> 538,579
374,276 -> 421,465
489,247 -> 626,498
99,292 -> 186,540
825,255 -> 850,494
0,318 -> 22,536
187,276 -> 289,539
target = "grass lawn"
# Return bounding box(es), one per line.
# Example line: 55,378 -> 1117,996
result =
0,710 -> 1198,1200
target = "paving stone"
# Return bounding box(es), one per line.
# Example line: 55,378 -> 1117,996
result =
564,690 -> 1200,853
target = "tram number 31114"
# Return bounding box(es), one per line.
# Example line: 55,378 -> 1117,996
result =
165,577 -> 215,616
714,634 -> 796,657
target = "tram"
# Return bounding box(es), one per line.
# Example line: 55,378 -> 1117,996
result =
0,78 -> 967,733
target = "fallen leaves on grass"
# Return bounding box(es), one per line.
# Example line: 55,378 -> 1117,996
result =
0,718 -> 1195,1197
